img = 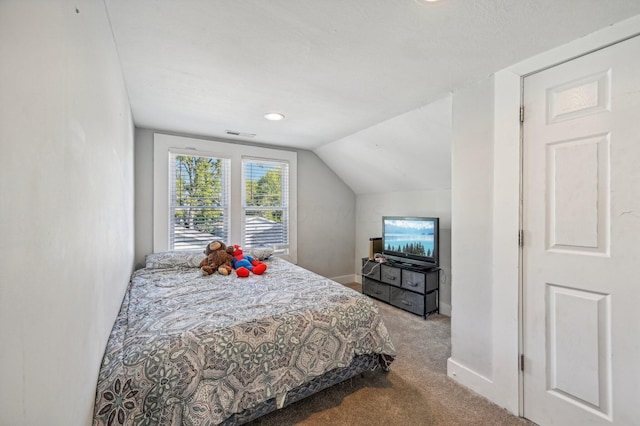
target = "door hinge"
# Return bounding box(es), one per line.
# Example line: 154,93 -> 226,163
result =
520,354 -> 525,371
518,229 -> 524,247
519,106 -> 525,123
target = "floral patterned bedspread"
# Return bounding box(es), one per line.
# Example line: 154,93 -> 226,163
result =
93,257 -> 396,425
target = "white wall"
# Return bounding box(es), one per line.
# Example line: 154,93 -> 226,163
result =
315,96 -> 452,196
355,191 -> 452,316
447,14 -> 640,416
448,78 -> 495,379
133,129 -> 356,280
0,1 -> 134,425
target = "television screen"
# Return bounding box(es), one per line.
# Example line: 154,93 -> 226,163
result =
382,216 -> 439,268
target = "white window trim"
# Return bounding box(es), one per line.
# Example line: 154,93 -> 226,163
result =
153,133 -> 298,263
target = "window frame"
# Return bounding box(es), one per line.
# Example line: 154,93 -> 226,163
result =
242,157 -> 290,254
169,151 -> 231,251
153,133 -> 297,263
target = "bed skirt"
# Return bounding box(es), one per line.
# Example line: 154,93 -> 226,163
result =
221,353 -> 384,425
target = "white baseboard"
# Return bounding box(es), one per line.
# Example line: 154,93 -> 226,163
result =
331,274 -> 357,285
447,357 -> 495,400
438,302 -> 451,317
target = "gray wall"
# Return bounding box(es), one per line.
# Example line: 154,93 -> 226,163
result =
0,1 -> 135,425
296,150 -> 357,279
134,129 -> 356,280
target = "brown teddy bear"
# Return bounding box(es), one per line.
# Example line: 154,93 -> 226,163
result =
199,240 -> 234,276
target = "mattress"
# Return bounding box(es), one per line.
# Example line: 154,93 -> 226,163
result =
93,255 -> 396,425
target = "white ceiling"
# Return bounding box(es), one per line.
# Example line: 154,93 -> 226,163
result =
105,0 -> 640,151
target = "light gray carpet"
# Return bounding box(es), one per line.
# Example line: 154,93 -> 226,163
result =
247,283 -> 534,426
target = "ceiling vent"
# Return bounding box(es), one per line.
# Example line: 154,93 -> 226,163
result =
225,130 -> 256,138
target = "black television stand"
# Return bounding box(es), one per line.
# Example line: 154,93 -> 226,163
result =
361,258 -> 439,318
386,259 -> 435,272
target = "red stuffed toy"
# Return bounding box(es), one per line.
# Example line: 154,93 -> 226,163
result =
231,245 -> 267,277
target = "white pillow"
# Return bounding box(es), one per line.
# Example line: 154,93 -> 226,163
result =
250,246 -> 274,261
145,250 -> 206,269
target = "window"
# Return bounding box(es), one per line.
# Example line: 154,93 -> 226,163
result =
153,134 -> 297,263
169,153 -> 230,250
242,158 -> 289,253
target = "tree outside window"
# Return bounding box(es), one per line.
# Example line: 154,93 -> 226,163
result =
171,154 -> 229,250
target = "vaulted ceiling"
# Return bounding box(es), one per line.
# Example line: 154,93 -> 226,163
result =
105,1 -> 640,152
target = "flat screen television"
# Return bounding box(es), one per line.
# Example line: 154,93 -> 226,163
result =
382,216 -> 439,269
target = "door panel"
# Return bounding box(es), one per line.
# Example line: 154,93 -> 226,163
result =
522,35 -> 640,425
546,134 -> 608,252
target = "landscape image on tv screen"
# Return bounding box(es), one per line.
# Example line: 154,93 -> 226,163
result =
384,219 -> 435,257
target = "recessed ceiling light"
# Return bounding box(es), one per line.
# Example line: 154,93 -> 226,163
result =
415,0 -> 441,4
264,112 -> 285,121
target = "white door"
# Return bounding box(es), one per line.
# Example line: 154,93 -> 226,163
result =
522,35 -> 640,425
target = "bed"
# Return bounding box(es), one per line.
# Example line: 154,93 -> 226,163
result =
93,251 -> 396,425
